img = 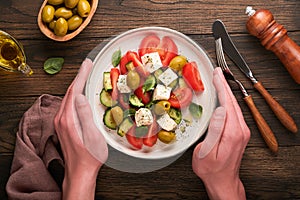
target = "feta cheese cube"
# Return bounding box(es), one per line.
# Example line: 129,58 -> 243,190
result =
157,113 -> 178,131
141,52 -> 163,73
135,108 -> 153,127
117,75 -> 131,93
153,84 -> 172,101
158,68 -> 178,86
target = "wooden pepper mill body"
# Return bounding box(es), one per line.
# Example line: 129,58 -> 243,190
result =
246,7 -> 300,84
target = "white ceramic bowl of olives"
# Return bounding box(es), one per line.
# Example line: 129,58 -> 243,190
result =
38,0 -> 98,41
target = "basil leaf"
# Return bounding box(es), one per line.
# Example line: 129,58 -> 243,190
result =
111,49 -> 121,67
43,57 -> 64,74
189,102 -> 203,119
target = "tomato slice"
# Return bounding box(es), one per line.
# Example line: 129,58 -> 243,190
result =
168,87 -> 193,109
126,51 -> 143,67
110,68 -> 120,100
119,54 -> 129,75
120,51 -> 149,77
143,119 -> 158,147
159,36 -> 178,67
126,125 -> 143,150
134,86 -> 151,105
182,62 -> 204,92
138,34 -> 160,57
143,134 -> 158,147
138,35 -> 178,67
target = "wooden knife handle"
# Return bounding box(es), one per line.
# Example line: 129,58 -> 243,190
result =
254,81 -> 298,133
244,95 -> 278,153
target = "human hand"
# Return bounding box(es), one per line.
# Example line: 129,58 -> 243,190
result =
54,58 -> 108,200
192,67 -> 250,200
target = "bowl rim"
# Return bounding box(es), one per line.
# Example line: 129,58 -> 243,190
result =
85,26 -> 217,160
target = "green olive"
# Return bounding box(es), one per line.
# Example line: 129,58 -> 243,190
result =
111,106 -> 124,126
169,55 -> 188,71
154,101 -> 171,115
54,7 -> 73,19
42,5 -> 55,23
54,17 -> 68,36
47,0 -> 64,5
127,70 -> 140,90
49,20 -> 56,30
77,0 -> 91,17
65,0 -> 79,9
67,15 -> 83,30
158,130 -> 176,144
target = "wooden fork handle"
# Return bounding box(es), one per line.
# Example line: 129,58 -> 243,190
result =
244,95 -> 279,153
254,81 -> 298,133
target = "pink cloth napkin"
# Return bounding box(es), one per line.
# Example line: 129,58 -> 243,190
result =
6,94 -> 63,200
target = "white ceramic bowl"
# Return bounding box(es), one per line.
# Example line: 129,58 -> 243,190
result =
85,27 -> 217,160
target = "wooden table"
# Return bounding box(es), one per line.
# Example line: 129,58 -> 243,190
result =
1,0 -> 299,199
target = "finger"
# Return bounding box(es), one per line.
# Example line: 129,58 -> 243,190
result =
213,67 -> 239,108
214,68 -> 250,147
213,68 -> 227,107
213,67 -> 245,125
75,94 -> 108,163
75,94 -> 95,133
73,58 -> 93,94
198,106 -> 226,159
215,68 -> 250,132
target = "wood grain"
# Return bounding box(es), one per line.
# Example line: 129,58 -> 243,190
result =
0,0 -> 300,199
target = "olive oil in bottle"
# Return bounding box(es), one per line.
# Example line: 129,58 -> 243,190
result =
0,30 -> 33,75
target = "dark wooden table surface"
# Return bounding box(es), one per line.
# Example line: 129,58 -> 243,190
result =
1,0 -> 300,199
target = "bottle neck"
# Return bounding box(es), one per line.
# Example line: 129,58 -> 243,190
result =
18,63 -> 33,76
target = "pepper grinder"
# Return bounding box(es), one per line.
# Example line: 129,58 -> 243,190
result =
245,6 -> 300,84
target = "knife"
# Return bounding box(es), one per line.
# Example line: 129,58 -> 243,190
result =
215,38 -> 278,153
212,19 -> 298,134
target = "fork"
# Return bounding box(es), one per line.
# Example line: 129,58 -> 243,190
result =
215,38 -> 278,154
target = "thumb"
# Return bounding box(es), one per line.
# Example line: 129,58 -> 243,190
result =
73,58 -> 93,94
75,94 -> 108,164
197,106 -> 226,159
75,94 -> 95,132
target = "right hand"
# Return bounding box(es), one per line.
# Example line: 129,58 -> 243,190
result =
192,67 -> 251,200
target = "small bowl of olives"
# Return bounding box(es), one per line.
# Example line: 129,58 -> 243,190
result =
38,0 -> 98,42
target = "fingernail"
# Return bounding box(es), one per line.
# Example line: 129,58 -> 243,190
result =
214,106 -> 226,118
213,68 -> 223,87
75,94 -> 87,106
78,58 -> 93,75
83,58 -> 93,65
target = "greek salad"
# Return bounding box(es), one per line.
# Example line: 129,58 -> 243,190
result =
100,34 -> 205,149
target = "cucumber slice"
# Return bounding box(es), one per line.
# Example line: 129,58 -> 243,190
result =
168,78 -> 178,90
100,89 -> 117,107
154,68 -> 163,82
103,72 -> 113,91
168,108 -> 182,124
103,108 -> 117,130
117,118 -> 134,137
129,94 -> 144,107
178,77 -> 187,88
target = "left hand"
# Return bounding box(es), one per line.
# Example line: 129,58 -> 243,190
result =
54,58 -> 108,200
192,67 -> 250,200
